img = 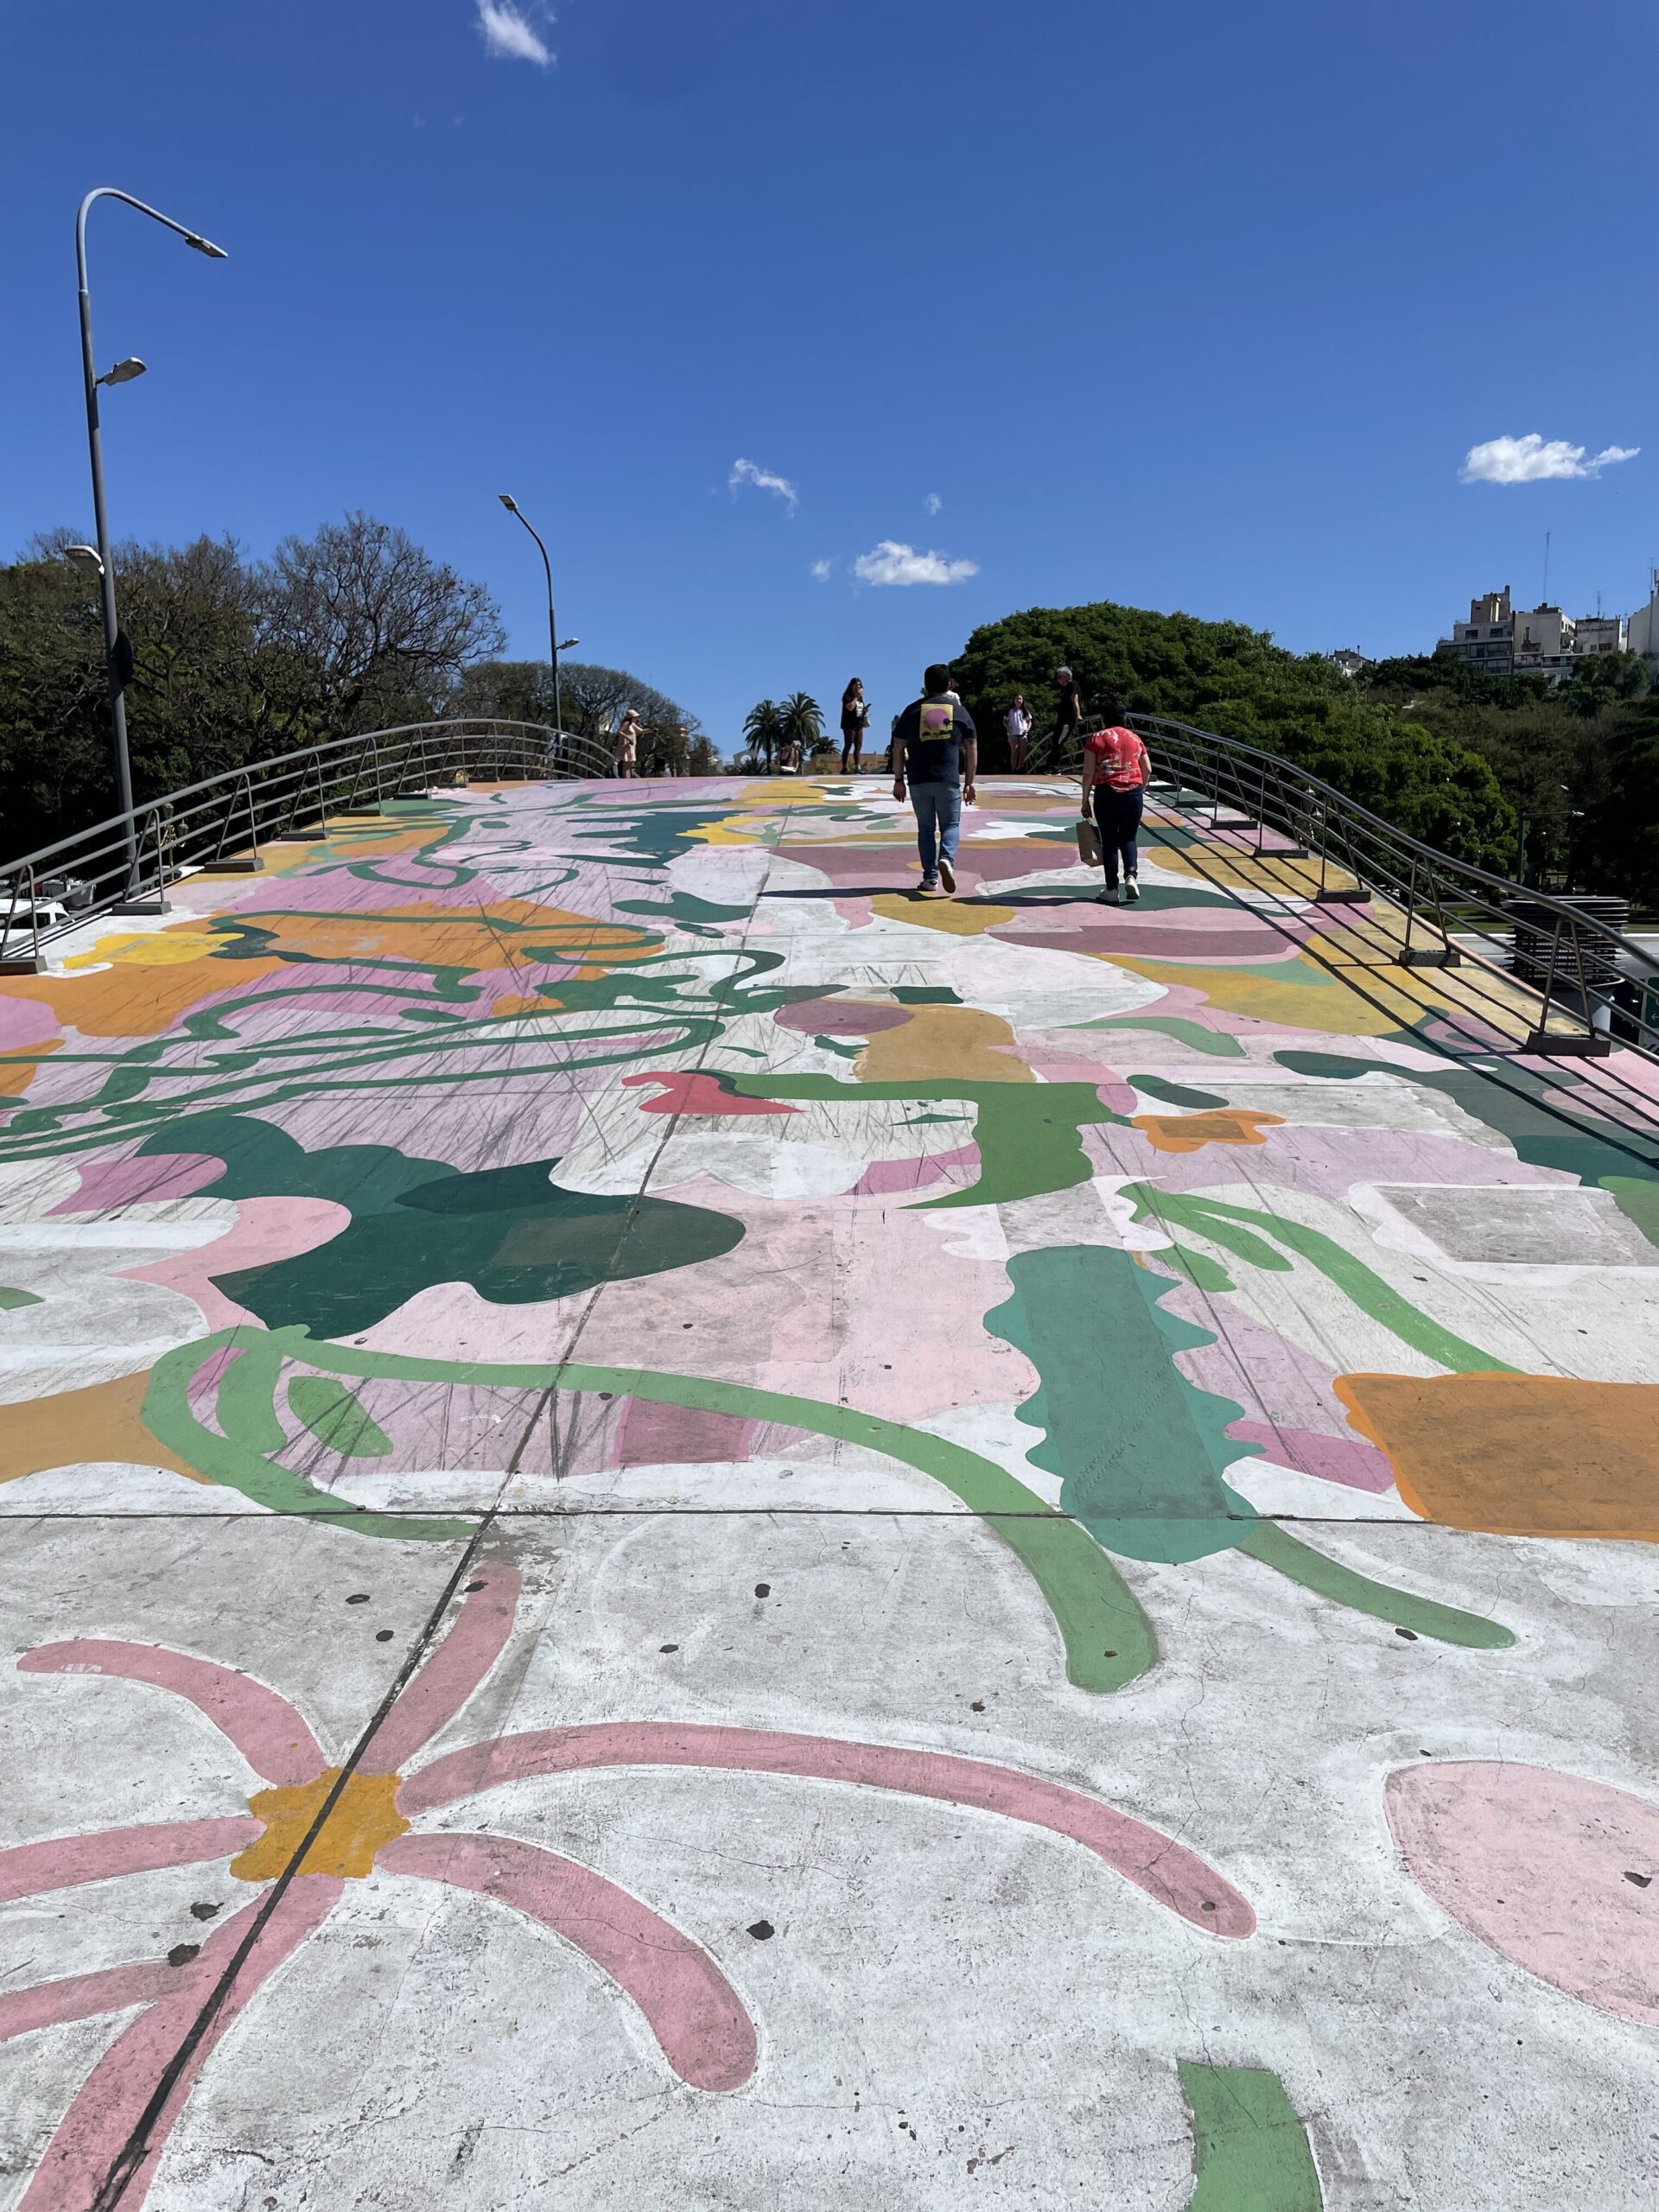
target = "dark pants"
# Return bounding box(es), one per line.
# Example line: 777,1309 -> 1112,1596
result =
1092,783 -> 1144,887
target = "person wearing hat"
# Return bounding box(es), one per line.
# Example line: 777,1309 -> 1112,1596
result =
614,708 -> 641,779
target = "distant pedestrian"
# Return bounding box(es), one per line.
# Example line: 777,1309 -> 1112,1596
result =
1052,666 -> 1084,760
1079,696 -> 1150,906
891,663 -> 978,895
1004,693 -> 1032,772
614,708 -> 641,779
840,678 -> 870,772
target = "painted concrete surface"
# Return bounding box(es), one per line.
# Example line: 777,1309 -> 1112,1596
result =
1,775 -> 1657,2209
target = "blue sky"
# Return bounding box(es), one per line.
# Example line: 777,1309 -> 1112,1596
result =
4,0 -> 1657,750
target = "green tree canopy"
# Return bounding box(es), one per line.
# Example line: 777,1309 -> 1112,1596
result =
953,598 -> 1516,868
741,698 -> 784,772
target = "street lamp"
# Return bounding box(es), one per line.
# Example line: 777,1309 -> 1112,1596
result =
76,188 -> 226,896
497,493 -> 566,742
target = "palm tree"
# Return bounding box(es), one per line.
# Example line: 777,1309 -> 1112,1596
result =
778,690 -> 825,772
741,698 -> 784,772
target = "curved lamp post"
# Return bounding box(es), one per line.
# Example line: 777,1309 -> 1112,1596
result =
76,188 -> 226,891
497,493 -> 568,744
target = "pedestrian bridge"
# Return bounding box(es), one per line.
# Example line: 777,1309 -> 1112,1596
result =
2,757 -> 1657,2206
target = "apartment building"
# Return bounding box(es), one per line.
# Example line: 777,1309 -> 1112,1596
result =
1442,588 -> 1627,677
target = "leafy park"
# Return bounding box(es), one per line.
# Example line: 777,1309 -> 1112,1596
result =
3,517 -> 1656,904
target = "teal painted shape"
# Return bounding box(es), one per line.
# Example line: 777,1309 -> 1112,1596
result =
0,1287 -> 42,1312
1131,1074 -> 1230,1109
1077,1014 -> 1247,1057
996,880 -> 1236,912
1273,1050 -> 1659,1247
137,1114 -> 744,1338
987,1246 -> 1259,1562
616,890 -> 749,926
1179,2061 -> 1322,2210
891,986 -> 963,1004
570,807 -> 730,865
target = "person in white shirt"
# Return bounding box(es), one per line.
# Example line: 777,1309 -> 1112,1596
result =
1004,693 -> 1032,772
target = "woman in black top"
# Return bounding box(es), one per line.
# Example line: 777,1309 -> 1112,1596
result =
840,678 -> 870,773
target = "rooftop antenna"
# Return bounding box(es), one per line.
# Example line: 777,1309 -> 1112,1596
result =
1541,530 -> 1551,604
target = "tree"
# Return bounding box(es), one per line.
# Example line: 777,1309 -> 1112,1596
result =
950,599 -> 1516,868
1563,649 -> 1649,720
741,698 -> 784,772
0,554 -> 109,855
1580,697 -> 1659,906
454,659 -> 704,766
778,690 -> 825,769
259,513 -> 505,739
1,517 -> 512,861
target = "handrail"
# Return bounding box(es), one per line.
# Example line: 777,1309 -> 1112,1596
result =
0,718 -> 617,969
1104,711 -> 1659,1121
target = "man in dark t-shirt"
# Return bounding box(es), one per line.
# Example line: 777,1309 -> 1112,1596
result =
891,663 -> 978,894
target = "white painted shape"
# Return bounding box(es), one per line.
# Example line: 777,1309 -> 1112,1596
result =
1224,1456 -> 1417,1521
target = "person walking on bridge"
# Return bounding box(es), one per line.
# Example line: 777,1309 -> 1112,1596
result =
892,664 -> 977,895
614,707 -> 641,779
1079,696 -> 1150,905
1051,666 -> 1084,762
840,678 -> 870,772
1004,692 -> 1033,772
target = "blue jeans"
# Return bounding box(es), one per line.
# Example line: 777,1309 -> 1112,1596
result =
910,781 -> 962,882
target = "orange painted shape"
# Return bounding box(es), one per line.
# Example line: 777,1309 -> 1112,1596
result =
247,900 -> 658,977
868,893 -> 1018,938
232,1769 -> 410,1883
1336,1370 -> 1659,1540
0,1038 -> 61,1096
855,1004 -> 1033,1083
1132,1109 -> 1284,1154
0,1370 -> 205,1486
9,944 -> 286,1037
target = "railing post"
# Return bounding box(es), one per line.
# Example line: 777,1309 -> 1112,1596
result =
1,865 -> 45,976
113,807 -> 168,916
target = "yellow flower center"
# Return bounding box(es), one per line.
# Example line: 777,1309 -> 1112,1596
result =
231,1769 -> 410,1884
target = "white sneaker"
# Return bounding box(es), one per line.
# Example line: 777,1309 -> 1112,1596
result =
938,855 -> 956,893
1096,887 -> 1120,906
1123,879 -> 1141,903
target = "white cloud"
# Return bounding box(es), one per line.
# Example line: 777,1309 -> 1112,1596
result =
852,539 -> 978,588
729,457 -> 798,512
924,492 -> 943,515
476,2 -> 553,67
1459,433 -> 1640,486
810,559 -> 833,582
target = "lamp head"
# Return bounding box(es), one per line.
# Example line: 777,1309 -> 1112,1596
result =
557,638 -> 579,652
99,357 -> 148,387
184,233 -> 228,259
64,544 -> 105,576
498,493 -> 519,514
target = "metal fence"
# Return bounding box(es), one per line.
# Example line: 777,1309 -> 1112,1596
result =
0,719 -> 613,970
1100,712 -> 1659,1147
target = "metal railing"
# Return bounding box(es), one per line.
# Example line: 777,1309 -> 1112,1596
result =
1096,713 -> 1659,1140
0,718 -> 616,969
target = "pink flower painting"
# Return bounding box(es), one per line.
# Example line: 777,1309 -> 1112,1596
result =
3,1563 -> 1254,2209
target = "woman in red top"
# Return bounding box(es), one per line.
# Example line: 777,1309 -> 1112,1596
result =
1078,696 -> 1151,906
